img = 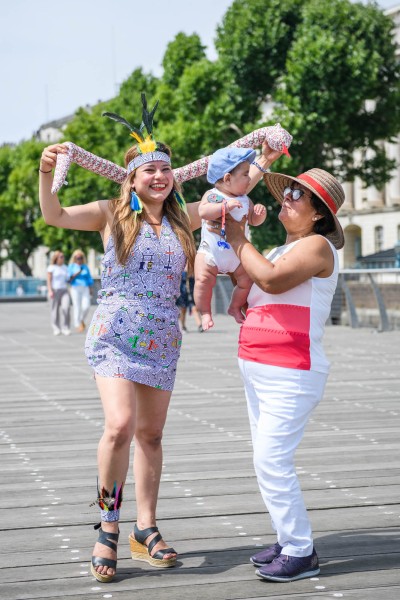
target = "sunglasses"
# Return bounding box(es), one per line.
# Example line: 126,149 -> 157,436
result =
283,186 -> 310,201
75,256 -> 84,260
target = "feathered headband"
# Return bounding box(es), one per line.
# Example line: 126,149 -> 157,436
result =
103,93 -> 170,173
50,124 -> 293,195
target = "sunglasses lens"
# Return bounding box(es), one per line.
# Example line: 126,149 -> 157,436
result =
283,187 -> 291,197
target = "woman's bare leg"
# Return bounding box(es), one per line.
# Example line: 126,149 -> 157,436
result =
133,383 -> 175,559
92,376 -> 136,577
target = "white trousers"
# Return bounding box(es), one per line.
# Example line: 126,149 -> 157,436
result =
50,288 -> 71,332
70,286 -> 91,328
238,358 -> 327,557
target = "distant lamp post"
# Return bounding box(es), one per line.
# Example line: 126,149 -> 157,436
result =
394,240 -> 400,268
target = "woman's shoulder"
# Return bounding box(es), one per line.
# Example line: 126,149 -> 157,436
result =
301,234 -> 337,254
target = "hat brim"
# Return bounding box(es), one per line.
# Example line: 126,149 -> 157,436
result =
263,172 -> 344,249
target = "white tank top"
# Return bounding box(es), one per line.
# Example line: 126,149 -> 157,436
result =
239,237 -> 339,373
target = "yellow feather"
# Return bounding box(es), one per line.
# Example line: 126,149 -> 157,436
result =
138,136 -> 157,154
130,132 -> 143,143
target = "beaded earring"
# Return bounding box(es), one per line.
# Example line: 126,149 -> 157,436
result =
130,190 -> 142,213
174,190 -> 186,211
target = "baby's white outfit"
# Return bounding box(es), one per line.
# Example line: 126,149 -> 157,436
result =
198,188 -> 250,273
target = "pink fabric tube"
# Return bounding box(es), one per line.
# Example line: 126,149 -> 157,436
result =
52,143 -> 127,194
51,124 -> 292,194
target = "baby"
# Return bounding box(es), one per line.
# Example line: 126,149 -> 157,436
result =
194,147 -> 266,331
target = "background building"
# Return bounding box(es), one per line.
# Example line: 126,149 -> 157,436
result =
338,4 -> 400,268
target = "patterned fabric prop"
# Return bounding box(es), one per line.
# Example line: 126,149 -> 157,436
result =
51,123 -> 292,194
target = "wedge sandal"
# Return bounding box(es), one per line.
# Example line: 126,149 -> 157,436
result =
129,524 -> 177,568
91,524 -> 119,583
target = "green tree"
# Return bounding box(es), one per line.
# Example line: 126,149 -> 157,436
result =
215,0 -> 400,249
215,0 -> 307,122
162,32 -> 207,88
0,141 -> 44,275
274,0 -> 400,187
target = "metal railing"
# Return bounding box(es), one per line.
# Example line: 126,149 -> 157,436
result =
214,270 -> 400,331
0,278 -> 47,301
335,269 -> 400,331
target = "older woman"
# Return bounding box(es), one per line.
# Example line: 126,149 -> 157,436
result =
224,168 -> 345,583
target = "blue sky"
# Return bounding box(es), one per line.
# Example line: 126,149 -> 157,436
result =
1,0 -> 397,145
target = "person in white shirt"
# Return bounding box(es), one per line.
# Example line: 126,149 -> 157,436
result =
47,250 -> 71,335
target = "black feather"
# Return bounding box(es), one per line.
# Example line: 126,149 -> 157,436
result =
141,93 -> 148,112
103,112 -> 144,141
140,94 -> 159,136
147,101 -> 159,133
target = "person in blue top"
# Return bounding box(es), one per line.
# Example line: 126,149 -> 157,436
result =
68,249 -> 94,332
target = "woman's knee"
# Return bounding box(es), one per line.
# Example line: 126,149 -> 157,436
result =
135,425 -> 164,448
103,420 -> 134,449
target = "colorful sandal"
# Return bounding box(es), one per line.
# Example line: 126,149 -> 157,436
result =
91,524 -> 119,583
129,524 -> 177,568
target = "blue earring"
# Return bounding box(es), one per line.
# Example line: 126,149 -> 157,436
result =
130,191 -> 142,213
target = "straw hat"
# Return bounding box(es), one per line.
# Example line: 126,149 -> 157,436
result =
264,168 -> 345,249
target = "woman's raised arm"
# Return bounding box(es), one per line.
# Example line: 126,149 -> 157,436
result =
39,144 -> 108,232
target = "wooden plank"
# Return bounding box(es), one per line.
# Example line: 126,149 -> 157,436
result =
0,304 -> 399,599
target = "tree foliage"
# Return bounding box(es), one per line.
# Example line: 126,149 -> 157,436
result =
215,0 -> 306,122
1,0 -> 399,271
0,141 -> 44,275
273,0 -> 400,186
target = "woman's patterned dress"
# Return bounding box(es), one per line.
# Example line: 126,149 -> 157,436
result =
85,217 -> 186,390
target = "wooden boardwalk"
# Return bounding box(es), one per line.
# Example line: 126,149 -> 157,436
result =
1,302 -> 399,600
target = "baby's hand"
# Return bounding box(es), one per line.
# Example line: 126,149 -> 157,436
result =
253,203 -> 266,216
226,199 -> 242,211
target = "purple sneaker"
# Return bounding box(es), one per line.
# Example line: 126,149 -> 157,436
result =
250,542 -> 282,566
256,548 -> 320,582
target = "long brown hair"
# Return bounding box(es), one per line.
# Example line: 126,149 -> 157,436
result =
109,143 -> 196,270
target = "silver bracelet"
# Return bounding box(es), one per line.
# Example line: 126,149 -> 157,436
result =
252,160 -> 271,174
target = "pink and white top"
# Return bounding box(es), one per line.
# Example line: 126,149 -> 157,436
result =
238,237 -> 338,373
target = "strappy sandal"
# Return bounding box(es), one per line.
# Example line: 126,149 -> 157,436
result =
91,523 -> 119,583
129,524 -> 177,568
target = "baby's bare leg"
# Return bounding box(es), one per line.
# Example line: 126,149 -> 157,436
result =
227,264 -> 252,324
194,253 -> 218,331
